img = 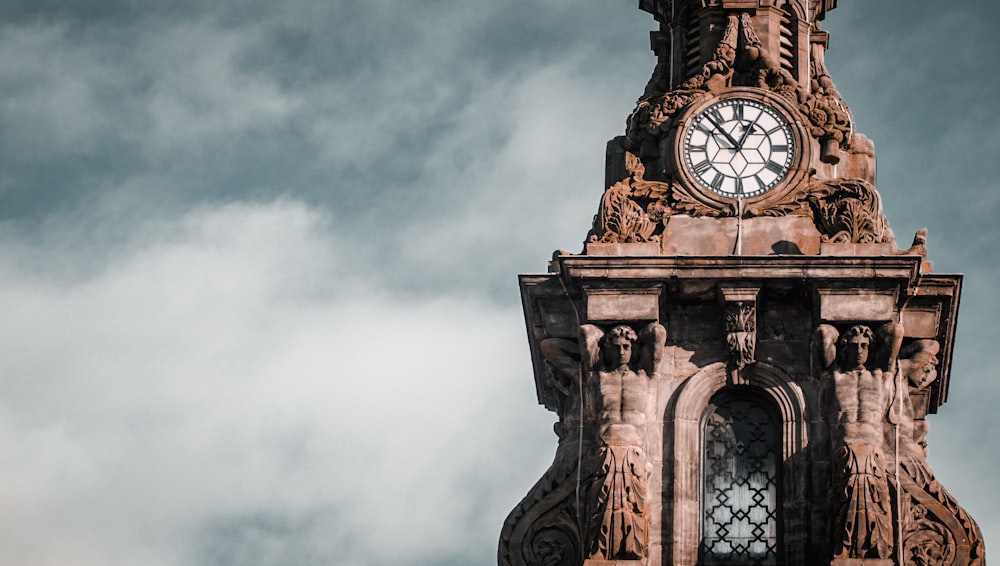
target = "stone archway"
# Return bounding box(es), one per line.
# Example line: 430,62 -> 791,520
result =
662,362 -> 808,566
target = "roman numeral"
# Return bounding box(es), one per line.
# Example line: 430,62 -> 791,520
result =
710,172 -> 724,191
693,160 -> 712,174
771,145 -> 789,153
732,101 -> 744,121
765,160 -> 785,173
735,177 -> 744,194
695,122 -> 714,134
706,107 -> 725,125
689,144 -> 707,153
766,125 -> 784,136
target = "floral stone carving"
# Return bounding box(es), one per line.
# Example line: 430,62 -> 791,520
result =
589,152 -> 670,243
808,179 -> 893,244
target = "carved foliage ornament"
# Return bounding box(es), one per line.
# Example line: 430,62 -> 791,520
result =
589,152 -> 671,244
807,179 -> 892,244
724,302 -> 756,370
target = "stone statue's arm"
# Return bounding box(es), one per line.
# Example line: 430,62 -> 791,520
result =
876,321 -> 904,372
540,337 -> 583,394
639,322 -> 666,377
579,324 -> 604,371
812,324 -> 839,377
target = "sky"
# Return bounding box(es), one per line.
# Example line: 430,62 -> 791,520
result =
0,1 -> 997,565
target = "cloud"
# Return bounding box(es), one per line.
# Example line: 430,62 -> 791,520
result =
0,200 -> 553,565
0,0 -> 998,562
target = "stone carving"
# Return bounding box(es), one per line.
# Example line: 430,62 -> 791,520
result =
498,446 -> 584,566
891,339 -> 986,566
724,301 -> 756,370
734,12 -> 799,103
801,39 -> 854,163
625,14 -> 738,148
807,179 -> 893,244
580,323 -> 665,561
814,325 -> 985,564
589,152 -> 670,244
815,323 -> 901,560
502,322 -> 665,565
500,332 -> 591,566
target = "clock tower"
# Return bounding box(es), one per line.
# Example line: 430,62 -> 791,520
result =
499,1 -> 985,565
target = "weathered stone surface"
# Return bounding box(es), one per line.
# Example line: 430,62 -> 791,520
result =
817,287 -> 898,321
501,1 -> 982,564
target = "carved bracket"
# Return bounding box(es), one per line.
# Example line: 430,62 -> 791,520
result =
719,284 -> 760,382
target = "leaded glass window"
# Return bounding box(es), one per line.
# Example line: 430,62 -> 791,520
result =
700,389 -> 782,566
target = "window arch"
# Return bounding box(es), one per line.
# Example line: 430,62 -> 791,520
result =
700,388 -> 783,566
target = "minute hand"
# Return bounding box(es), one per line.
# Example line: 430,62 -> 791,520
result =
704,115 -> 740,149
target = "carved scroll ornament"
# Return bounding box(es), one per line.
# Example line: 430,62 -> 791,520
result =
625,14 -> 739,147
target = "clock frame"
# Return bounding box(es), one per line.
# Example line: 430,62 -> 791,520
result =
663,88 -> 812,216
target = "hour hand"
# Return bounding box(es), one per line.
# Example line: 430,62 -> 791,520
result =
737,119 -> 759,149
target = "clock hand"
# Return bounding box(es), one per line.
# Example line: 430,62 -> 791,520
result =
703,115 -> 740,149
737,118 -> 759,149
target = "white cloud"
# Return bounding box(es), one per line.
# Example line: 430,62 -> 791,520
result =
0,200 -> 553,565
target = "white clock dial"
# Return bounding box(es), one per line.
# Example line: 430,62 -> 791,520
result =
683,98 -> 795,198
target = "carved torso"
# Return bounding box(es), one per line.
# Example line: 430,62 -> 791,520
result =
828,367 -> 888,448
595,366 -> 649,442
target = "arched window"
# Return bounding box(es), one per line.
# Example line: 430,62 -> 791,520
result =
700,388 -> 782,566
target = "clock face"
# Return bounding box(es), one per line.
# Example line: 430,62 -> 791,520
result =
683,98 -> 795,198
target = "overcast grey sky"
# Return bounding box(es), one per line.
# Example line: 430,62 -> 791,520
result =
0,1 -> 997,564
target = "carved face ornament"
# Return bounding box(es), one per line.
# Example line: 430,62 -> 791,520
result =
841,335 -> 870,371
604,336 -> 633,370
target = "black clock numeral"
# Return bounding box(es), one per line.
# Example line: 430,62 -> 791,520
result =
732,101 -> 744,121
765,160 -> 785,174
695,121 -> 714,134
689,144 -> 707,153
693,159 -> 712,174
735,177 -> 744,195
753,174 -> 766,189
710,172 -> 724,191
766,125 -> 784,136
706,107 -> 725,126
771,145 -> 789,153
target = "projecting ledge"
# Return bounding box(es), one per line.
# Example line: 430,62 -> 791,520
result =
556,255 -> 923,283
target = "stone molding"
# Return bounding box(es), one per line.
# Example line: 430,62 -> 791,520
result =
663,361 -> 808,565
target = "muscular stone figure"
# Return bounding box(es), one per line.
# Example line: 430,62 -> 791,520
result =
583,323 -> 664,561
823,324 -> 894,560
